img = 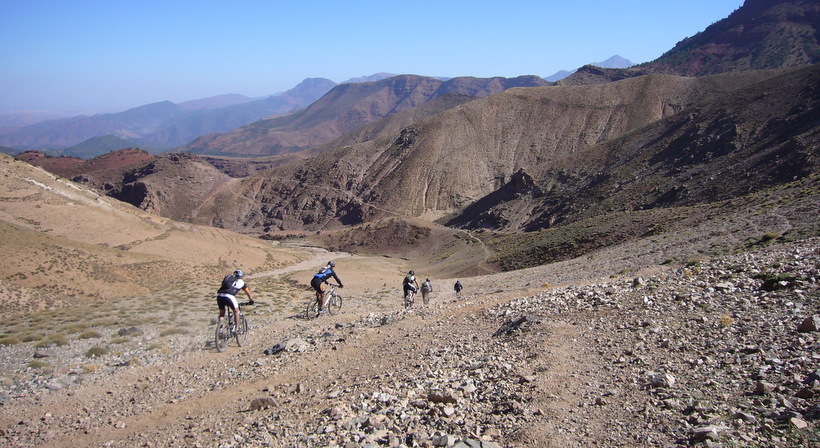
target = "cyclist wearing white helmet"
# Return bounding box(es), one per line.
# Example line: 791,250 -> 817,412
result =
216,269 -> 254,332
311,261 -> 343,312
403,270 -> 419,300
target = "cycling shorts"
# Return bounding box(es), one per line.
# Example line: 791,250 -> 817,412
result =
217,294 -> 239,311
310,276 -> 326,293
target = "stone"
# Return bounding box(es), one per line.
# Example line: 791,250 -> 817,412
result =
249,397 -> 276,412
789,417 -> 808,429
647,371 -> 676,388
692,425 -> 721,441
797,316 -> 819,333
754,381 -> 775,395
264,337 -> 310,355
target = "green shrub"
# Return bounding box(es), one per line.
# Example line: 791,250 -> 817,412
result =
28,360 -> 50,369
35,334 -> 69,347
0,336 -> 20,345
85,346 -> 109,358
21,333 -> 43,343
79,330 -> 103,339
761,232 -> 780,242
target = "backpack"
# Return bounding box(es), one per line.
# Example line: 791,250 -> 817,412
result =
218,275 -> 242,295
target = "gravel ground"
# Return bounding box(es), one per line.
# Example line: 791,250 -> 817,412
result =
0,238 -> 818,447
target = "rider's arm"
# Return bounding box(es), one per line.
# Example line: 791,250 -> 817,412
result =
242,285 -> 254,304
331,272 -> 343,288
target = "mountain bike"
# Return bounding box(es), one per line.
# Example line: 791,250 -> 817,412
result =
305,284 -> 343,319
215,302 -> 251,352
404,288 -> 416,309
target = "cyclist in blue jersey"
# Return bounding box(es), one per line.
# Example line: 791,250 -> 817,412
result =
311,261 -> 344,312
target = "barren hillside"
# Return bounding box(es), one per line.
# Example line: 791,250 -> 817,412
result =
182,68 -> 800,235
0,154 -> 305,313
181,75 -> 549,157
559,0 -> 820,86
0,167 -> 816,446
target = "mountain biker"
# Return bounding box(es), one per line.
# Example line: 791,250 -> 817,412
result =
421,278 -> 433,305
403,270 -> 419,303
454,280 -> 463,298
216,269 -> 253,332
311,261 -> 343,312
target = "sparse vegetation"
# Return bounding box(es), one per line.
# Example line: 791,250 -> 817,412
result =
84,346 -> 109,358
159,328 -> 188,337
36,334 -> 69,347
27,360 -> 50,369
0,336 -> 20,345
79,330 -> 103,339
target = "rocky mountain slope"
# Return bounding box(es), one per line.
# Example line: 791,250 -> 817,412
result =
559,0 -> 820,86
181,75 -> 550,157
0,153 -> 306,313
173,67 -> 811,235
0,163 -> 816,446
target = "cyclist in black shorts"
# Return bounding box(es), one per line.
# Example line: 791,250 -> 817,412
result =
216,269 -> 254,331
311,261 -> 344,312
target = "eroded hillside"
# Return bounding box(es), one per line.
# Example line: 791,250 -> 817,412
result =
185,68 -> 803,235
0,154 -> 305,314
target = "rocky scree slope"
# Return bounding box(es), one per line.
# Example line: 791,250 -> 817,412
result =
0,238 -> 817,447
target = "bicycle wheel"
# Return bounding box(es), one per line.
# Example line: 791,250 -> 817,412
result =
235,314 -> 248,346
305,298 -> 320,320
215,319 -> 230,352
327,293 -> 342,315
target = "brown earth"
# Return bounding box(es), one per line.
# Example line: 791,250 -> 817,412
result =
0,152 -> 817,448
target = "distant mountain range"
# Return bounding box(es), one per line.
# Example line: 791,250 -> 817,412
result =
0,59 -> 625,157
0,78 -> 337,153
181,75 -> 551,157
14,0 -> 819,278
543,55 -> 634,82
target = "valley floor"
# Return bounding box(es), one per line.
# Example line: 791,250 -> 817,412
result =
0,238 -> 818,447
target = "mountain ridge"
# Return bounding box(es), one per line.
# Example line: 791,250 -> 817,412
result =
0,78 -> 338,152
181,75 -> 551,157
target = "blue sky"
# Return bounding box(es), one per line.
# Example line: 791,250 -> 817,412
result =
0,0 -> 744,113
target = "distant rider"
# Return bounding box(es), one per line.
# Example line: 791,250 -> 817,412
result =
311,261 -> 343,312
216,269 -> 253,332
454,280 -> 463,298
421,278 -> 433,305
403,270 -> 420,302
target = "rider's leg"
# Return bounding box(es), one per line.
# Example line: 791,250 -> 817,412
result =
217,297 -> 227,322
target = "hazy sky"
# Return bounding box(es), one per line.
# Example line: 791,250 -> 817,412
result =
1,0 -> 744,113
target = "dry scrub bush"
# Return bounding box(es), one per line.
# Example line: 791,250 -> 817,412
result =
85,346 -> 109,358
35,334 -> 68,347
0,336 -> 20,345
79,330 -> 103,339
160,328 -> 189,337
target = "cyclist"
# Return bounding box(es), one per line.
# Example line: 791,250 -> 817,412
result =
216,269 -> 254,333
311,261 -> 344,312
454,280 -> 463,298
403,270 -> 419,304
421,278 -> 433,305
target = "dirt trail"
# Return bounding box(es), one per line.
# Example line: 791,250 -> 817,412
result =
0,268 -> 591,448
